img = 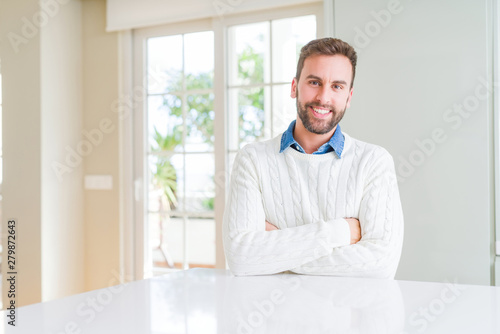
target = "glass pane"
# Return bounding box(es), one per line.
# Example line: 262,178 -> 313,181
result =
228,22 -> 270,86
187,218 -> 215,267
149,154 -> 184,212
148,181 -> 163,213
184,153 -> 214,213
150,214 -> 185,268
185,31 -> 214,90
185,93 -> 214,151
272,84 -> 297,136
148,95 -> 183,152
228,86 -> 270,149
147,35 -> 183,94
272,15 -> 317,82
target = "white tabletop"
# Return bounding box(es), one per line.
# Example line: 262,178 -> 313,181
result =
2,268 -> 499,333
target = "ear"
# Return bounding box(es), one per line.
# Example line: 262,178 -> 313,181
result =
290,78 -> 298,98
346,87 -> 354,108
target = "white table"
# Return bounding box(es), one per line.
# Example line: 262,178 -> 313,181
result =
2,269 -> 499,333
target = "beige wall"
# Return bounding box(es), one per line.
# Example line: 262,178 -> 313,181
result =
82,0 -> 121,292
0,0 -> 121,307
0,0 -> 43,307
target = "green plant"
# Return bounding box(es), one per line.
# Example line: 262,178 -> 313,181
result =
151,127 -> 181,209
237,42 -> 266,143
151,42 -> 265,210
202,197 -> 214,211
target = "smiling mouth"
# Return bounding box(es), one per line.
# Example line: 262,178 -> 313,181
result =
312,107 -> 330,114
309,106 -> 332,118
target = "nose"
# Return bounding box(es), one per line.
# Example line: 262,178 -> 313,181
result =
315,86 -> 332,106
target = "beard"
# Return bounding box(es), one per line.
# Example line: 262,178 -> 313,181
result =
296,90 -> 347,135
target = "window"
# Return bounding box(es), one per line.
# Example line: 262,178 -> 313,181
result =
146,30 -> 216,271
133,4 -> 321,278
227,15 -> 317,169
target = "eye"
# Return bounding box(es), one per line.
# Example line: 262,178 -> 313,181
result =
309,80 -> 320,86
333,84 -> 343,90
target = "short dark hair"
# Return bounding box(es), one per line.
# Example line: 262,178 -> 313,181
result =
296,38 -> 358,88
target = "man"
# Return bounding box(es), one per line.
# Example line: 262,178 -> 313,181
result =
222,38 -> 404,278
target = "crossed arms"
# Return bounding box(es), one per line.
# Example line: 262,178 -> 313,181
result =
266,218 -> 362,245
222,146 -> 404,278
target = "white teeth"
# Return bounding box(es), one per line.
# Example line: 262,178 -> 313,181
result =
312,107 -> 330,114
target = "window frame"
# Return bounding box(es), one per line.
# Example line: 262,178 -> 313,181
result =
129,3 -> 323,279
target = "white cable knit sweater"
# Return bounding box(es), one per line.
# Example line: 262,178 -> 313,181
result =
223,132 -> 404,278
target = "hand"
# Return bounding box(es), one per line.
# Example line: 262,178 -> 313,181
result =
265,221 -> 279,231
345,218 -> 361,244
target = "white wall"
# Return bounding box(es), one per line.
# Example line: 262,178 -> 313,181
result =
333,0 -> 493,284
41,0 -> 85,301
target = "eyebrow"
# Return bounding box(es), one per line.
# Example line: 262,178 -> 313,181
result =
305,74 -> 348,86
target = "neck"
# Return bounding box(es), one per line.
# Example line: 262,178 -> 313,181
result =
294,119 -> 337,154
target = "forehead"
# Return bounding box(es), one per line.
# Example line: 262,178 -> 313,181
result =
300,54 -> 353,82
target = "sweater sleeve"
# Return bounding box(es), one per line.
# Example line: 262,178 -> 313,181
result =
290,149 -> 404,279
223,146 -> 351,276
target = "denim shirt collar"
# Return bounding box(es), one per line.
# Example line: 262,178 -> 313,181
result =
279,120 -> 344,157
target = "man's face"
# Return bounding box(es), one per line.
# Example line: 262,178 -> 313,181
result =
291,55 -> 354,135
